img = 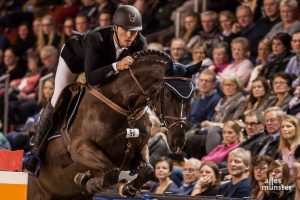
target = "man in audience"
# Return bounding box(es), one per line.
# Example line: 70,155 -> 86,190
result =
252,107 -> 285,159
39,45 -> 59,76
176,158 -> 201,195
169,38 -> 191,65
285,31 -> 300,87
75,14 -> 90,33
239,110 -> 266,152
219,148 -> 251,198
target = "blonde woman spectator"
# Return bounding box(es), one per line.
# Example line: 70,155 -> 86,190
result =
191,162 -> 221,196
37,15 -> 61,52
265,0 -> 300,39
279,115 -> 300,174
222,37 -> 253,86
219,148 -> 251,198
247,39 -> 272,90
181,12 -> 201,51
201,120 -> 242,164
208,42 -> 230,74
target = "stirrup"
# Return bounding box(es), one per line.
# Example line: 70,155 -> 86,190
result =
22,153 -> 42,178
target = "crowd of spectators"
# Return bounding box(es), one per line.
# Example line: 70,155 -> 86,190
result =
1,0 -> 300,199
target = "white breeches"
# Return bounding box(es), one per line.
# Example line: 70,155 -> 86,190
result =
51,56 -> 77,107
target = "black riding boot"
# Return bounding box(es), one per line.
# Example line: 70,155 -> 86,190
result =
23,103 -> 54,176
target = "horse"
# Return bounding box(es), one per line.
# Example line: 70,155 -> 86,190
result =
27,49 -> 201,200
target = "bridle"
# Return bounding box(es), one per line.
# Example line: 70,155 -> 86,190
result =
154,77 -> 191,130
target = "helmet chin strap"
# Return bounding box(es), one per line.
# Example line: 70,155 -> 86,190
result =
113,25 -> 123,49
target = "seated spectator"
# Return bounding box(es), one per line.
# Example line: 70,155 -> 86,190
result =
269,72 -> 293,111
285,31 -> 300,88
247,39 -> 272,90
148,115 -> 170,167
39,45 -> 59,76
252,107 -> 285,159
201,73 -> 247,152
240,110 -> 266,152
167,153 -> 185,187
202,120 -> 242,164
75,14 -> 90,33
279,115 -> 300,173
288,82 -> 300,117
219,148 -> 251,198
98,11 -> 112,27
169,38 -> 191,65
261,33 -> 293,80
148,157 -> 178,194
191,162 -> 221,196
176,158 -> 201,195
264,160 -> 293,199
222,37 -> 253,86
0,132 -> 11,150
218,10 -> 235,41
60,17 -> 74,47
294,161 -> 300,199
265,0 -> 300,39
180,12 -> 201,51
250,155 -> 273,200
244,76 -> 274,114
208,42 -> 230,74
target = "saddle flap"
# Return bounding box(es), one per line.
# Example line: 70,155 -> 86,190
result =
164,79 -> 194,101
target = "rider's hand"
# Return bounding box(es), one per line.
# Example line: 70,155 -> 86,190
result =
116,56 -> 134,71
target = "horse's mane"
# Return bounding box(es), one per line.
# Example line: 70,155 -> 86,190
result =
132,49 -> 173,66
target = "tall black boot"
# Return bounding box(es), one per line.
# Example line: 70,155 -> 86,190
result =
23,103 -> 54,176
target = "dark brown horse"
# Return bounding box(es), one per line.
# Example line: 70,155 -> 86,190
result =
27,49 -> 201,200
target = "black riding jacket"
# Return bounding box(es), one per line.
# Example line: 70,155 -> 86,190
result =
60,26 -> 147,85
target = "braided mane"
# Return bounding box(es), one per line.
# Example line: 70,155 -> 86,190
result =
132,49 -> 173,66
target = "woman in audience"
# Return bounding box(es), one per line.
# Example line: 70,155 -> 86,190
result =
264,160 -> 293,200
222,37 -> 253,86
60,17 -> 74,47
191,162 -> 221,196
36,15 -> 61,52
250,155 -> 273,200
208,42 -> 230,74
218,10 -> 235,42
149,156 -> 178,194
202,120 -> 242,164
279,115 -> 300,173
181,12 -> 201,51
15,22 -> 36,60
270,72 -> 293,111
244,76 -> 274,115
247,39 -> 272,90
288,81 -> 300,117
261,33 -> 293,80
201,74 -> 247,152
219,148 -> 251,198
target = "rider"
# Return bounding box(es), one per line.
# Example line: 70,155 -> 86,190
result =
23,5 -> 147,176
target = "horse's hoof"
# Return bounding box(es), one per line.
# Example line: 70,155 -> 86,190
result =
102,168 -> 120,187
118,179 -> 137,198
86,177 -> 103,193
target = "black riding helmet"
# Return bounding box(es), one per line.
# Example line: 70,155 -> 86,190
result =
112,5 -> 142,31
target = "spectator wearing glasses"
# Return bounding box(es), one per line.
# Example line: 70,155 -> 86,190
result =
252,107 -> 285,159
176,158 -> 201,195
240,110 -> 266,152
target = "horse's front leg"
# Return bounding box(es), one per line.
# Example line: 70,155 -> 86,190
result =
119,145 -> 154,197
69,139 -> 119,192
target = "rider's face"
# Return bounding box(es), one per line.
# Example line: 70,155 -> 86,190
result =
115,26 -> 138,48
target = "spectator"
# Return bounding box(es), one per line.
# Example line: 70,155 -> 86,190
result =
279,115 -> 300,173
148,114 -> 170,167
261,33 -> 293,80
222,37 -> 253,86
219,148 -> 251,198
265,0 -> 300,39
37,15 -> 61,52
180,12 -> 201,51
98,11 -> 112,27
75,14 -> 90,33
202,73 -> 247,152
169,38 -> 191,65
250,155 -> 273,199
208,42 -> 230,74
39,45 -> 59,77
32,17 -> 41,38
244,76 -> 274,114
191,162 -> 221,196
60,17 -> 74,47
148,157 -> 178,194
247,39 -> 272,90
176,158 -> 201,195
285,31 -> 300,87
264,160 -> 293,199
270,72 -> 293,111
78,0 -> 98,27
201,120 -> 242,165
252,107 -> 285,159
294,161 -> 300,199
288,82 -> 300,117
218,10 -> 236,41
240,110 -> 266,152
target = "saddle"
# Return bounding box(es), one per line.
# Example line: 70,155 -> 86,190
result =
54,83 -> 86,131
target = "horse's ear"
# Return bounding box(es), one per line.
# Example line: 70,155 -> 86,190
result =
165,59 -> 174,76
186,61 -> 202,77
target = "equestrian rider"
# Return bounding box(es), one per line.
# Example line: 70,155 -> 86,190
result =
23,5 -> 147,176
